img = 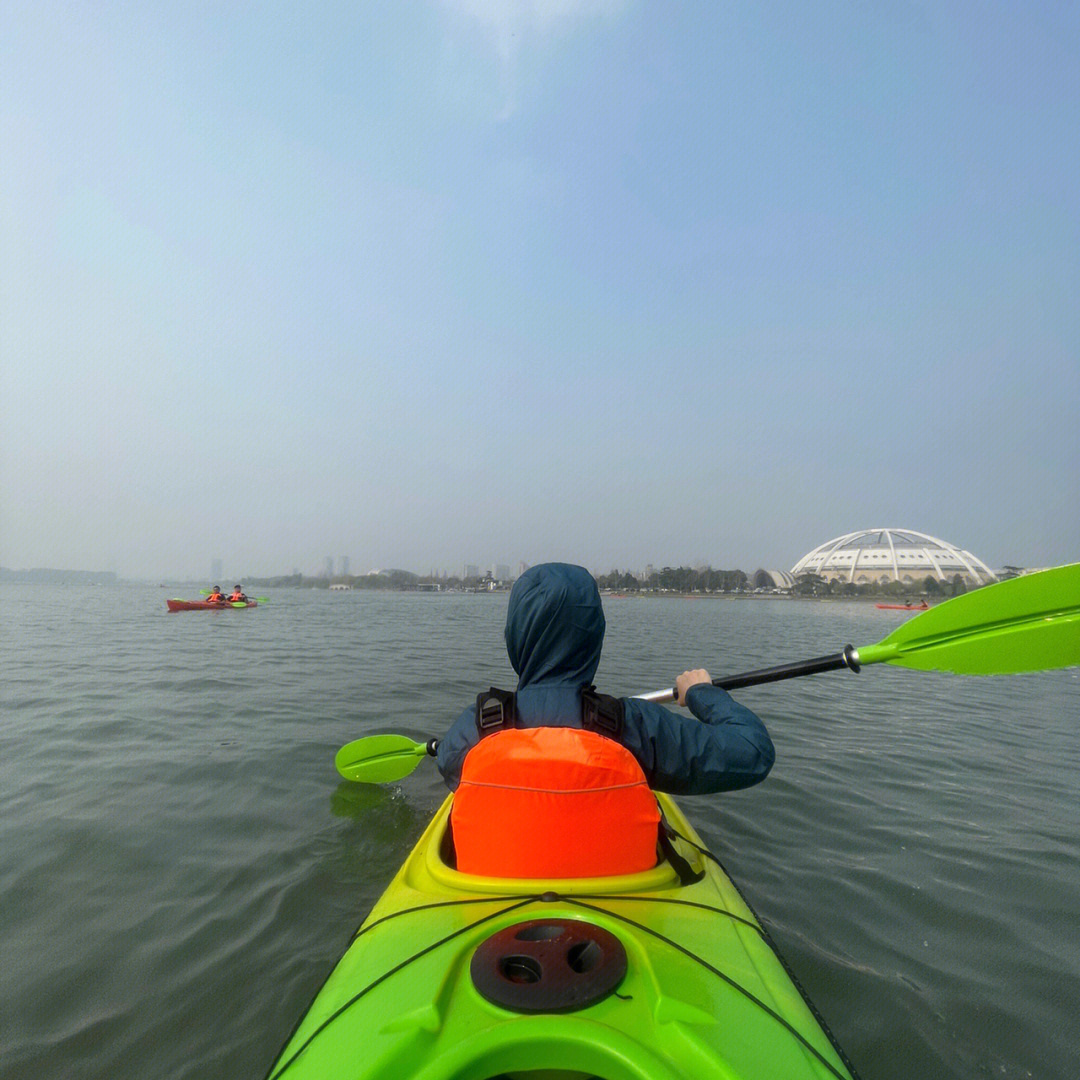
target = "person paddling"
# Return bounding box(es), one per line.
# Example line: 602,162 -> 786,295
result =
205,585 -> 226,604
437,562 -> 774,876
228,584 -> 248,602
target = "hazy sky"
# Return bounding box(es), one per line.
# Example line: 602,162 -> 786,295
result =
2,1 -> 1077,580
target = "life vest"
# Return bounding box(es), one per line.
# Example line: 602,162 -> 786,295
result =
207,593 -> 225,603
229,593 -> 245,602
451,723 -> 661,879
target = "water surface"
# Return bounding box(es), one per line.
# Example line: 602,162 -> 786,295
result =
2,584 -> 1077,1079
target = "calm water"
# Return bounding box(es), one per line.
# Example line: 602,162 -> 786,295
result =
1,583 -> 1078,1080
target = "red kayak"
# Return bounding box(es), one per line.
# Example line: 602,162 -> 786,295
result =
875,602 -> 928,611
166,599 -> 258,612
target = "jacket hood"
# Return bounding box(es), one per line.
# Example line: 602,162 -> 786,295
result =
505,563 -> 605,687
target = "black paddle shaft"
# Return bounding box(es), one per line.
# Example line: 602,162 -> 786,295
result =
637,644 -> 862,702
714,644 -> 861,691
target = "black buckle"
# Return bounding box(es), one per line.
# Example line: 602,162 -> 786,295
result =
476,687 -> 516,737
581,687 -> 623,737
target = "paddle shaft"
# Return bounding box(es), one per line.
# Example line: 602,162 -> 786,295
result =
342,651 -> 862,774
635,645 -> 861,703
339,651 -> 862,776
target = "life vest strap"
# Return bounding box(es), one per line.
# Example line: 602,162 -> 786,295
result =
474,685 -> 624,738
475,687 -> 517,736
581,686 -> 623,737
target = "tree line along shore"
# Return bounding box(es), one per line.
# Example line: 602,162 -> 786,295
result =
244,567 -> 979,599
2,565 -> 984,599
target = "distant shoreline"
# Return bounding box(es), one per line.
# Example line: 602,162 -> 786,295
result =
3,568 -> 984,604
0,568 -> 118,585
1,580 -> 946,605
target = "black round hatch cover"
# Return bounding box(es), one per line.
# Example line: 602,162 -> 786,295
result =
470,919 -> 627,1013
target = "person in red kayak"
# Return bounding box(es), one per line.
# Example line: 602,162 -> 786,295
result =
437,562 -> 774,877
228,585 -> 248,602
206,585 -> 227,603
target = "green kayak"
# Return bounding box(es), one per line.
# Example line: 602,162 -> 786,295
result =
266,792 -> 857,1080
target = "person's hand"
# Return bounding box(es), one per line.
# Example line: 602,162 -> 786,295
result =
676,669 -> 712,706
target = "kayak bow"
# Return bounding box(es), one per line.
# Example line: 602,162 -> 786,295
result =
266,793 -> 856,1080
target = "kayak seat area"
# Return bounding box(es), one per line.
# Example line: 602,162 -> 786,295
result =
449,728 -> 661,878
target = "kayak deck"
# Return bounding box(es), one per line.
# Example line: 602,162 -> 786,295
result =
267,793 -> 855,1080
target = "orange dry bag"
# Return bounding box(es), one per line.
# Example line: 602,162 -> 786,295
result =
450,727 -> 661,878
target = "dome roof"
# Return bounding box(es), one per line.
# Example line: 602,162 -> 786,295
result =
791,529 -> 996,586
752,569 -> 796,590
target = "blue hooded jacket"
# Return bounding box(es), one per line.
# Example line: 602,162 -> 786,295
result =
436,563 -> 775,795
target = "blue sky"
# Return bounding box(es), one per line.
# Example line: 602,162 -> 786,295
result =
2,1 -> 1077,579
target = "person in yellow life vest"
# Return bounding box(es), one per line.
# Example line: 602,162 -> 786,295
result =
206,586 -> 226,603
228,585 -> 248,602
437,563 -> 775,878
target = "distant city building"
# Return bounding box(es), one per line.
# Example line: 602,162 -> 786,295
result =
463,563 -> 480,580
325,556 -> 334,578
518,560 -> 530,577
791,529 -> 996,587
493,563 -> 511,582
211,559 -> 223,581
341,556 -> 350,577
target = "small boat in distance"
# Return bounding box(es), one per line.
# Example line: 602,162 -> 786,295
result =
166,599 -> 259,612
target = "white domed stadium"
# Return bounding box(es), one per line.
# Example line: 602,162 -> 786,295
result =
791,529 -> 996,587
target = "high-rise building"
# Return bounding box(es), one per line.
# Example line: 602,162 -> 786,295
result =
341,556 -> 350,577
463,564 -> 480,580
325,556 -> 334,578
211,559 -> 223,581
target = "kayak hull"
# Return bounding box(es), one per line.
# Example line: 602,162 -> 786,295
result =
874,603 -> 928,611
266,793 -> 855,1080
165,599 -> 258,611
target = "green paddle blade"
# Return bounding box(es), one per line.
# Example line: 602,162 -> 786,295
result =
335,734 -> 431,783
857,563 -> 1080,674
